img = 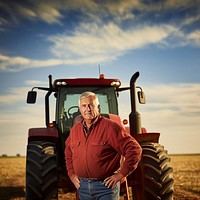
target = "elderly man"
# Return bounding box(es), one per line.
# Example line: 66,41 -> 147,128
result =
65,91 -> 142,200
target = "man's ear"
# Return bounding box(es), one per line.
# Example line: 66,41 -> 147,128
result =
98,104 -> 100,112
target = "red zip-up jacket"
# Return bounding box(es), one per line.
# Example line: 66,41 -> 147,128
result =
65,116 -> 142,179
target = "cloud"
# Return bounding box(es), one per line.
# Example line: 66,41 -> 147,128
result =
0,80 -> 48,104
0,22 -> 176,72
143,83 -> 200,122
0,53 -> 116,72
142,83 -> 200,153
0,54 -> 63,72
0,0 -> 199,72
0,86 -> 28,104
1,19 -> 199,72
0,0 -> 63,26
49,23 -> 175,58
118,82 -> 200,126
1,0 -> 199,27
187,30 -> 200,46
25,80 -> 48,86
31,3 -> 63,24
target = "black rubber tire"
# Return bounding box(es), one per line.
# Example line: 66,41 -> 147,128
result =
131,143 -> 174,200
26,141 -> 58,200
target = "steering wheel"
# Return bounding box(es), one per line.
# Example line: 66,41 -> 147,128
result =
67,106 -> 79,118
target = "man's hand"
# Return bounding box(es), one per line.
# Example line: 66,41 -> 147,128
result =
104,172 -> 124,189
70,174 -> 80,189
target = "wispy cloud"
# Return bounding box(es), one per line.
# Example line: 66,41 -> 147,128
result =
0,0 -> 63,26
0,23 -> 178,72
1,0 -> 199,28
49,23 -> 175,58
143,83 -> 200,116
1,20 -> 199,72
0,80 -> 48,104
0,0 -> 199,72
119,83 -> 200,116
0,86 -> 29,104
187,30 -> 200,46
27,3 -> 63,24
0,54 -> 63,72
25,80 -> 48,86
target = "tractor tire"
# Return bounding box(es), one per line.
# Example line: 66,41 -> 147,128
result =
26,141 -> 58,200
130,143 -> 174,200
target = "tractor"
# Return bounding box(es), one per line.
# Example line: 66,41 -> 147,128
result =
26,71 -> 174,199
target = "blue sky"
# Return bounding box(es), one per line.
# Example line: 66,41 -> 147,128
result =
0,0 -> 200,155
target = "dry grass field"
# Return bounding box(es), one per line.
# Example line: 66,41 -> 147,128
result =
0,155 -> 200,200
170,155 -> 200,200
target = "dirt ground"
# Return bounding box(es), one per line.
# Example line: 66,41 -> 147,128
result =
0,155 -> 200,200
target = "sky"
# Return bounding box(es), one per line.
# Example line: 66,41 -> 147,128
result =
0,0 -> 200,156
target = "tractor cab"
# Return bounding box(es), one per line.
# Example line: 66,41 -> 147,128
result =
56,86 -> 118,132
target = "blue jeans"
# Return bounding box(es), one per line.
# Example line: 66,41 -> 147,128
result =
78,178 -> 120,200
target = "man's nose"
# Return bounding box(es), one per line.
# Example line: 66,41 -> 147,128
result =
86,105 -> 91,110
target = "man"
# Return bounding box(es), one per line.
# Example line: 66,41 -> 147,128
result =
65,91 -> 142,200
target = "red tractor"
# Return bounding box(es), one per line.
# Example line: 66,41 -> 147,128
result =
26,71 -> 174,199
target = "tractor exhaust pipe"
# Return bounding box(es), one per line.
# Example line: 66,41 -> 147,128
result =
45,75 -> 53,127
129,71 -> 141,135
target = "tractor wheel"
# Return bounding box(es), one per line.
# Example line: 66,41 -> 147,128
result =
130,143 -> 174,200
26,141 -> 58,200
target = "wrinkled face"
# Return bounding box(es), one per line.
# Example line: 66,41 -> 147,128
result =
79,96 -> 100,121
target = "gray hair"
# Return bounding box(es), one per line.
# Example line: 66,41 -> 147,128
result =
78,91 -> 99,107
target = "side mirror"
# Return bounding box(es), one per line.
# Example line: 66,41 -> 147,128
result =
138,91 -> 146,104
27,91 -> 37,104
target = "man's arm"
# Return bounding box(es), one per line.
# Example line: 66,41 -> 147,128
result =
111,124 -> 142,177
119,136 -> 142,177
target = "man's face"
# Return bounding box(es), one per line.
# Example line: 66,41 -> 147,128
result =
79,96 -> 100,121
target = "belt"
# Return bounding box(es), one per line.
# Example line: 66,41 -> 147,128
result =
79,178 -> 105,181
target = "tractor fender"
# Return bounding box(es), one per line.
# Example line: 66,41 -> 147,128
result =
133,132 -> 160,144
28,127 -> 59,143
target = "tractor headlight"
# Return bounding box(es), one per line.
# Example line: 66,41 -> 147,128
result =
111,81 -> 121,87
56,81 -> 62,85
61,81 -> 67,85
56,81 -> 67,86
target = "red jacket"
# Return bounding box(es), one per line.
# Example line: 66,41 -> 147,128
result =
65,116 -> 142,179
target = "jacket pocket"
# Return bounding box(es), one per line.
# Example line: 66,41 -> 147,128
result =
91,140 -> 110,158
92,141 -> 108,146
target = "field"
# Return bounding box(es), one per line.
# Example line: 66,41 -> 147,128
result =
0,155 -> 200,200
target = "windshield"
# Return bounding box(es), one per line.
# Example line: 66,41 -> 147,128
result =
57,86 -> 118,135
